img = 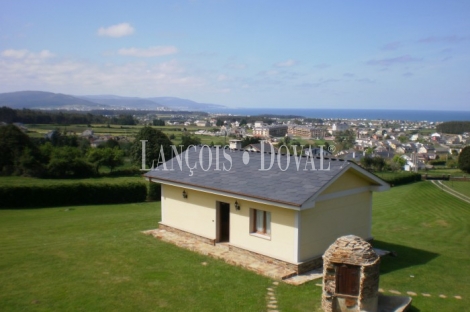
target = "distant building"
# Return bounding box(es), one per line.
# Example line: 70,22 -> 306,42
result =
254,121 -> 264,128
82,129 -> 94,137
330,123 -> 349,133
287,125 -> 326,139
253,124 -> 288,138
229,139 -> 242,150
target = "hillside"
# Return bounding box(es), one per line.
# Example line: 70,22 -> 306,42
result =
0,91 -> 106,110
77,95 -> 164,110
0,91 -> 227,111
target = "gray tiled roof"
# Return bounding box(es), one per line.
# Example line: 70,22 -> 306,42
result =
144,146 -> 356,207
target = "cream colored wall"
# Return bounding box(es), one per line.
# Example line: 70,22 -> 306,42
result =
321,169 -> 372,195
230,200 -> 296,263
299,191 -> 372,262
162,184 -> 218,239
161,184 -> 297,263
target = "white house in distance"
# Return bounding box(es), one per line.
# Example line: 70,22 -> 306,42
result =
144,146 -> 389,274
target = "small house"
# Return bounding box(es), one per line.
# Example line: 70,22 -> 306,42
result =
144,147 -> 389,273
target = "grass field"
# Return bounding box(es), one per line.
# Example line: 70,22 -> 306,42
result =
0,202 -> 272,311
371,181 -> 469,311
0,181 -> 468,311
442,180 -> 470,198
420,168 -> 466,177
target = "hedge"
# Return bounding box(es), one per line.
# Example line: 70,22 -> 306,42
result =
0,182 -> 147,209
379,172 -> 422,186
147,182 -> 161,201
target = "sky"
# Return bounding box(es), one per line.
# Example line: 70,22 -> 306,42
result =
1,0 -> 469,110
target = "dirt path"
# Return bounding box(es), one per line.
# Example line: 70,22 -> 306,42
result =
430,180 -> 470,204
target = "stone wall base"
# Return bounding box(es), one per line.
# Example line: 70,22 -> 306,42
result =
229,245 -> 323,275
158,223 -> 324,275
158,223 -> 215,245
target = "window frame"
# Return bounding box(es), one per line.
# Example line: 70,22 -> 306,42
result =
250,208 -> 271,239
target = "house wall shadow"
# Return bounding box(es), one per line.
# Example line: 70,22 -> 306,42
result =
372,240 -> 439,275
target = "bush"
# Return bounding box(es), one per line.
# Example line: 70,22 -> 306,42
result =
103,166 -> 141,177
379,172 -> 422,186
147,182 -> 161,201
0,182 -> 147,209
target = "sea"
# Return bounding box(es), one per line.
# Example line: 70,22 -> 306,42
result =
207,108 -> 470,122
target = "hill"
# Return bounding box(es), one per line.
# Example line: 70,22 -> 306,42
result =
147,96 -> 226,110
0,91 -> 227,111
0,91 -> 107,110
78,95 -> 164,110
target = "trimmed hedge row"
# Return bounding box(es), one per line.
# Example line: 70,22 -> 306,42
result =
381,172 -> 422,186
147,182 -> 161,201
0,182 -> 147,209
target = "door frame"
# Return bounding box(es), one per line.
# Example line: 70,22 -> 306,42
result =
216,201 -> 230,243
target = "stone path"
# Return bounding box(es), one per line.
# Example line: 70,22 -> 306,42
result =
143,229 -> 308,282
378,288 -> 462,300
266,281 -> 279,311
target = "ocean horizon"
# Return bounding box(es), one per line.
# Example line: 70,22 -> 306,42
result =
208,108 -> 470,122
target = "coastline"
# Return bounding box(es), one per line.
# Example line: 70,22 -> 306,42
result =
207,108 -> 470,122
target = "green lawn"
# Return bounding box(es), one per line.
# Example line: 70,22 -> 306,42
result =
0,202 -> 272,311
442,180 -> 470,198
420,168 -> 466,177
371,181 -> 469,312
0,181 -> 468,311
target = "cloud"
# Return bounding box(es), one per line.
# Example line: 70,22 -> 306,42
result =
97,23 -> 135,38
274,59 -> 296,67
418,35 -> 469,44
402,72 -> 413,77
367,55 -> 421,66
0,50 -> 205,96
118,46 -> 178,57
1,49 -> 54,59
381,41 -> 402,51
343,73 -> 355,78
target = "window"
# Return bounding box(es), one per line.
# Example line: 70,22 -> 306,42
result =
251,209 -> 271,237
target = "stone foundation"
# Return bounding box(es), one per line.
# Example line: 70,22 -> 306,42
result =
229,245 -> 323,275
158,223 -> 323,275
158,223 -> 215,246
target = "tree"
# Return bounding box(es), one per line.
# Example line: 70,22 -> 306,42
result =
0,124 -> 40,175
390,154 -> 406,172
458,146 -> 470,173
130,127 -> 173,169
372,156 -> 386,172
153,119 -> 166,126
46,146 -> 94,178
398,135 -> 408,143
360,156 -> 374,170
216,119 -> 224,127
241,137 -> 260,147
335,130 -> 356,150
88,147 -> 124,173
181,134 -> 201,151
99,138 -> 120,149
